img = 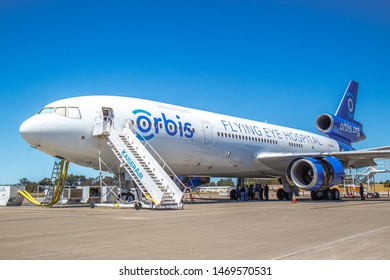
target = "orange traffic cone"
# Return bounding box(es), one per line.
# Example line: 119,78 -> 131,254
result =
292,194 -> 297,203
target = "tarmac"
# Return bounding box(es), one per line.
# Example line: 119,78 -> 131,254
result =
1,195 -> 390,260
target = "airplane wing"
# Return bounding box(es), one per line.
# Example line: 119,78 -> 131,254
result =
257,146 -> 390,170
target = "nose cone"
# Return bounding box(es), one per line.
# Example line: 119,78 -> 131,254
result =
20,116 -> 43,147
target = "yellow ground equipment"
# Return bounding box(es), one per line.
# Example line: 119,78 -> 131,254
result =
19,160 -> 69,206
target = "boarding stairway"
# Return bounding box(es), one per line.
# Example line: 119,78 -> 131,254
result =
354,167 -> 384,184
99,119 -> 185,209
19,160 -> 69,206
343,161 -> 390,198
344,163 -> 390,186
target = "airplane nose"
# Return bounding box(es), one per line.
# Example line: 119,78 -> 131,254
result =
20,116 -> 43,148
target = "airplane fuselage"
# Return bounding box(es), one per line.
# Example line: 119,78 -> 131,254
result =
20,96 -> 339,179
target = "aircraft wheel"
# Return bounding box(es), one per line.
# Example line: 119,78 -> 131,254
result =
90,201 -> 95,208
374,192 -> 380,198
323,190 -> 332,200
331,189 -> 340,200
367,193 -> 373,199
311,191 -> 319,200
230,189 -> 237,200
276,189 -> 285,200
285,192 -> 293,200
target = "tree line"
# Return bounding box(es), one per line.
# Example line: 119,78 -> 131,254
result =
18,174 -> 117,193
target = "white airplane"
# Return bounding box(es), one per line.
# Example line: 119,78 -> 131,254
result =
19,81 -> 390,202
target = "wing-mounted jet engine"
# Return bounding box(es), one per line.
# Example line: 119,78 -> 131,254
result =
286,156 -> 344,200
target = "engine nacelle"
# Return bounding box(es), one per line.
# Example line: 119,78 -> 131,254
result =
316,113 -> 366,145
287,156 -> 344,191
182,176 -> 210,188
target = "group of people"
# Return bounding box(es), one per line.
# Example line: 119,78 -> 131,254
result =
230,183 -> 269,201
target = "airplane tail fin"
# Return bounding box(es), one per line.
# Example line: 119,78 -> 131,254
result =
335,80 -> 359,121
316,80 -> 366,150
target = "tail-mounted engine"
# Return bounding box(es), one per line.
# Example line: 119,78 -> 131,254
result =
287,156 -> 344,191
316,113 -> 366,146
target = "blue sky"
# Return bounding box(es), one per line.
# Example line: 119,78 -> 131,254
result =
1,0 -> 390,184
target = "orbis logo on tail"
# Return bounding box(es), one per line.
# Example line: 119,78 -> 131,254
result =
346,92 -> 354,119
132,109 -> 194,140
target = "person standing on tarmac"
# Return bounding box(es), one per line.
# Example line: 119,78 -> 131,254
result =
359,183 -> 365,200
255,183 -> 260,200
240,185 -> 246,201
264,184 -> 269,201
259,184 -> 264,200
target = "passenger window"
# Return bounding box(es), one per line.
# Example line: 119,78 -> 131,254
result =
67,107 -> 82,119
55,107 -> 66,117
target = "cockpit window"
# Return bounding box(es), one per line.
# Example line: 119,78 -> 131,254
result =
55,107 -> 66,117
67,107 -> 81,119
38,107 -> 55,114
37,106 -> 82,119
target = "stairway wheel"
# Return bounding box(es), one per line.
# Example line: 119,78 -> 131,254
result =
134,201 -> 142,210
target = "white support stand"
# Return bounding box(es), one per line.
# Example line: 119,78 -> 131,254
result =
0,186 -> 26,206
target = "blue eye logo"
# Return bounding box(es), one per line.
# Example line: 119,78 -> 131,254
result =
132,109 -> 194,140
346,92 -> 354,118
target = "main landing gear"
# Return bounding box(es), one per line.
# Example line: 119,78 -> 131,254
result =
277,189 -> 293,200
277,188 -> 341,201
310,189 -> 340,201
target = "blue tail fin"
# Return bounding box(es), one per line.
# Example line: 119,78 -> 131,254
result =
335,80 -> 359,121
316,80 -> 365,150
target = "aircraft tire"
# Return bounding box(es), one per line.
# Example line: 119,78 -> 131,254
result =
367,193 -> 373,199
285,192 -> 293,201
230,189 -> 237,200
374,192 -> 380,198
323,190 -> 331,200
331,189 -> 340,200
276,189 -> 285,200
311,191 -> 319,200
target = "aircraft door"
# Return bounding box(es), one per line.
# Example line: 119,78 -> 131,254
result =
202,122 -> 213,145
102,107 -> 114,132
